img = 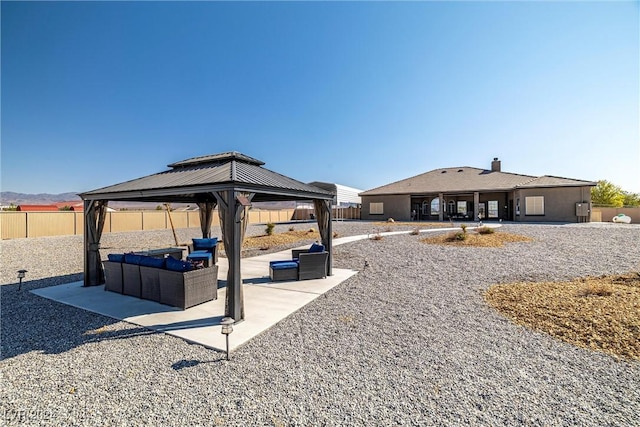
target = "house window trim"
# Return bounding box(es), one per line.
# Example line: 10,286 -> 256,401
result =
370,202 -> 384,215
525,196 -> 545,216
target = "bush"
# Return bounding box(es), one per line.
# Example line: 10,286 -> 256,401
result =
333,231 -> 339,238
265,223 -> 275,236
288,226 -> 295,232
477,226 -> 495,235
460,224 -> 468,233
450,231 -> 467,241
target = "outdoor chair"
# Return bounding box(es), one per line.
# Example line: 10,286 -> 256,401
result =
269,243 -> 329,281
187,237 -> 219,265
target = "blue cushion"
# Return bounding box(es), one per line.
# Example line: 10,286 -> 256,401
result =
166,256 -> 193,272
138,256 -> 165,269
107,253 -> 125,263
192,238 -> 218,250
309,243 -> 325,253
270,261 -> 299,270
124,253 -> 143,265
187,252 -> 213,261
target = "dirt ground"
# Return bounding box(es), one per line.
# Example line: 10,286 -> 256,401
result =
420,228 -> 533,247
484,273 -> 640,361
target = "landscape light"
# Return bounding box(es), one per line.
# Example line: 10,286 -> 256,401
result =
220,317 -> 235,361
17,269 -> 27,290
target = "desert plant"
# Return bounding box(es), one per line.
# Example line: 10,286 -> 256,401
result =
308,228 -> 315,233
387,218 -> 395,223
288,226 -> 295,232
460,224 -> 468,233
450,231 -> 467,241
333,231 -> 339,238
410,228 -> 420,235
477,226 -> 495,235
265,222 -> 275,236
371,233 -> 383,241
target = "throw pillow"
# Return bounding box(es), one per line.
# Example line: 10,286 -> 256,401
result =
107,253 -> 125,263
192,237 -> 218,250
124,253 -> 143,265
309,243 -> 325,253
166,256 -> 193,272
138,256 -> 166,269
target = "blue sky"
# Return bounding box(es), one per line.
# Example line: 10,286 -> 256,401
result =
2,1 -> 639,195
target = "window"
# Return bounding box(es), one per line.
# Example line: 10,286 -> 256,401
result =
430,198 -> 440,215
525,196 -> 544,215
488,201 -> 499,218
457,201 -> 467,215
370,202 -> 384,215
448,201 -> 455,215
422,201 -> 429,216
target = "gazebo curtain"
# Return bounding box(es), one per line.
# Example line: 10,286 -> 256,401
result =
84,200 -> 108,286
313,199 -> 332,276
216,191 -> 252,321
196,201 -> 217,238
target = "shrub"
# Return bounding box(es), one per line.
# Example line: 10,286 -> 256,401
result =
410,228 -> 420,236
333,231 -> 339,238
451,231 -> 467,241
371,233 -> 383,241
265,223 -> 275,236
288,226 -> 295,232
387,218 -> 395,223
477,226 -> 495,235
460,224 -> 468,233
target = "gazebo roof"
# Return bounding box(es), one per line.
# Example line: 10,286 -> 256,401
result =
80,151 -> 333,203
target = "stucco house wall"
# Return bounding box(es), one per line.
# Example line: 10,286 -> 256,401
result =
361,194 -> 410,221
515,186 -> 592,222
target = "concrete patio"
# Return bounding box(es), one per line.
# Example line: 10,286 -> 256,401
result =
32,246 -> 358,353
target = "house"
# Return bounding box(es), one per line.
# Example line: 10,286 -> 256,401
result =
360,158 -> 596,223
308,182 -> 363,207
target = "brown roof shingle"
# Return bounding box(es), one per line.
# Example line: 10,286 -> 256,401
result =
360,167 -> 596,196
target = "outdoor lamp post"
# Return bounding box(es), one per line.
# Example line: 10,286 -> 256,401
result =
17,269 -> 27,290
220,317 -> 235,361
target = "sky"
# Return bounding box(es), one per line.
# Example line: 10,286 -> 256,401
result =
1,1 -> 639,196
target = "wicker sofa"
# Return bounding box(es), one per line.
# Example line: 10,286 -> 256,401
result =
269,244 -> 329,281
103,255 -> 218,309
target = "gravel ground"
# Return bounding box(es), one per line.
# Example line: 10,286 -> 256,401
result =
1,221 -> 639,426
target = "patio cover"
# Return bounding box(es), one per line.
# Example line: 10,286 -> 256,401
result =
79,152 -> 334,322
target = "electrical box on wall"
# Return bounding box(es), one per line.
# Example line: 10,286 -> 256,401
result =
576,202 -> 589,216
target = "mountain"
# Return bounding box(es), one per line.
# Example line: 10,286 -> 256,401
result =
0,191 -> 81,205
0,191 -> 299,210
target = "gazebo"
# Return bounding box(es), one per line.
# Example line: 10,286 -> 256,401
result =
79,152 -> 334,322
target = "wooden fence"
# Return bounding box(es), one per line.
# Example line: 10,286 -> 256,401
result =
0,207 -> 361,240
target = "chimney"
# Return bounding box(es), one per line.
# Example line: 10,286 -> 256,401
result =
491,157 -> 501,172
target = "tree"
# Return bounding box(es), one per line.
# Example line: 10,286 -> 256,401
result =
623,191 -> 640,207
591,180 -> 624,207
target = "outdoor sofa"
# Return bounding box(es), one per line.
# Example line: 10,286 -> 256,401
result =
269,243 -> 329,281
103,253 -> 218,309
